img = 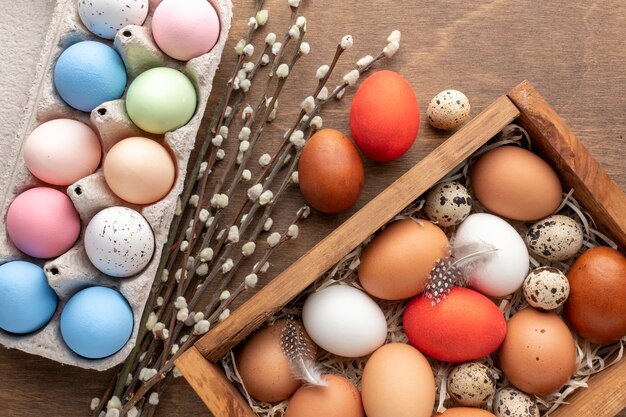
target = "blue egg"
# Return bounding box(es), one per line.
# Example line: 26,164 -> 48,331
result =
60,286 -> 133,359
53,41 -> 127,112
0,261 -> 58,334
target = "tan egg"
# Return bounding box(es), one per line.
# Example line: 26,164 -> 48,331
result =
437,407 -> 497,417
498,307 -> 576,395
236,319 -> 316,403
359,219 -> 449,300
284,374 -> 364,417
471,146 -> 562,221
362,343 -> 435,417
447,362 -> 497,407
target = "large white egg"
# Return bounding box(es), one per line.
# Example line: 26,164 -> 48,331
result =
454,213 -> 529,297
302,285 -> 387,357
84,207 -> 155,278
78,0 -> 149,40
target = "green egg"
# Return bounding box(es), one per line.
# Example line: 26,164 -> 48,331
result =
126,67 -> 197,134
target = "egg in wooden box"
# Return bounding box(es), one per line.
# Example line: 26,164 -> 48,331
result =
0,0 -> 232,370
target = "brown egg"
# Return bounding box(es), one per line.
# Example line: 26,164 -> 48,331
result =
236,319 -> 316,403
284,374 -> 364,417
436,408 -> 497,417
362,343 -> 435,417
471,146 -> 562,221
298,128 -> 364,214
564,246 -> 626,344
359,219 -> 449,300
498,307 -> 576,395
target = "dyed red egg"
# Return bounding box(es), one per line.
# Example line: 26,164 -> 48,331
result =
403,287 -> 506,362
350,70 -> 420,161
298,128 -> 364,214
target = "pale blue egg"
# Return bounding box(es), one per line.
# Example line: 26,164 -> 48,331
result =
0,261 -> 58,334
60,286 -> 133,359
53,41 -> 127,112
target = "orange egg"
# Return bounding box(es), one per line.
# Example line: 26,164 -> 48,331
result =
359,219 -> 449,300
298,129 -> 364,214
436,407 -> 496,417
498,307 -> 576,395
236,319 -> 316,403
284,374 -> 364,417
350,70 -> 420,161
565,246 -> 626,344
470,146 -> 562,221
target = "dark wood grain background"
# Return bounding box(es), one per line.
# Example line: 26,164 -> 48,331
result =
1,0 -> 625,416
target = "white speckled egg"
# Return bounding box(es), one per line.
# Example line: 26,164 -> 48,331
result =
424,181 -> 473,227
522,266 -> 570,310
447,362 -> 497,407
526,214 -> 583,261
427,90 -> 470,130
78,0 -> 149,40
85,207 -> 155,277
493,387 -> 540,417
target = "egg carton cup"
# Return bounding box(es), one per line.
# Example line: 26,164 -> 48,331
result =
0,0 -> 232,370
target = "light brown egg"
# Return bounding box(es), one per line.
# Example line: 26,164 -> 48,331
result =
362,343 -> 435,417
498,307 -> 576,395
470,146 -> 562,221
565,246 -> 626,344
358,219 -> 449,300
284,374 -> 364,417
236,319 -> 316,403
436,407 -> 497,417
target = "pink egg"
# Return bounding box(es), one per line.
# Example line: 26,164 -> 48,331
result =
152,0 -> 220,61
24,119 -> 101,186
6,187 -> 81,259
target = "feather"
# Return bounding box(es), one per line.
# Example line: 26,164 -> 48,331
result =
424,240 -> 498,305
280,316 -> 328,387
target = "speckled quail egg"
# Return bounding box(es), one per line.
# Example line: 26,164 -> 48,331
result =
424,181 -> 473,227
522,266 -> 570,310
427,90 -> 471,130
78,0 -> 149,40
492,387 -> 540,417
447,362 -> 497,407
526,214 -> 584,261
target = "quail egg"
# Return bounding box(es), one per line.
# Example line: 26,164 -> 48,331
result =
447,362 -> 497,407
526,215 -> 584,261
424,182 -> 473,227
427,90 -> 471,130
523,267 -> 570,310
492,387 -> 540,417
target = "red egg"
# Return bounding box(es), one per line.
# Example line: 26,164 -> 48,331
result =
298,128 -> 364,214
403,287 -> 506,362
350,70 -> 420,161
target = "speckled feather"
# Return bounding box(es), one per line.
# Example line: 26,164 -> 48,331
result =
280,316 -> 327,386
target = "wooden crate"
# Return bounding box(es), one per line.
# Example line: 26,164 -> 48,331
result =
175,80 -> 626,417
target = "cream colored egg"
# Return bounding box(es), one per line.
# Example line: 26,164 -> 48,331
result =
447,362 -> 497,407
526,215 -> 584,261
492,387 -> 540,417
427,90 -> 470,130
523,267 -> 570,310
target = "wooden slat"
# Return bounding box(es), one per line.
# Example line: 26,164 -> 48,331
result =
508,80 -> 626,251
195,95 -> 520,362
550,358 -> 626,417
175,346 -> 256,417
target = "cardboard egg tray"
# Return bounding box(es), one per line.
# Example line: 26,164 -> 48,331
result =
0,0 -> 232,370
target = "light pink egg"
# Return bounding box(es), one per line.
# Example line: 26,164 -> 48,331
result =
152,0 -> 220,61
6,187 -> 81,259
24,119 -> 101,186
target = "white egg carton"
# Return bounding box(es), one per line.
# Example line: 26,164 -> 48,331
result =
0,0 -> 232,370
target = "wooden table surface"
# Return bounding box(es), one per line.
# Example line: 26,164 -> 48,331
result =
1,0 -> 625,416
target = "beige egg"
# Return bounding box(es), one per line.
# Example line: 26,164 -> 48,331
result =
424,181 -> 473,227
236,319 -> 316,403
526,215 -> 584,261
284,374 -> 364,417
427,89 -> 470,130
447,362 -> 497,407
523,267 -> 569,310
492,387 -> 540,417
